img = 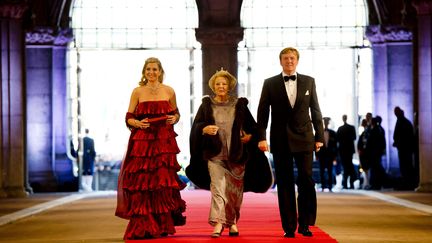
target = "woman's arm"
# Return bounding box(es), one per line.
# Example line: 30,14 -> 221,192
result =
125,87 -> 149,129
167,86 -> 180,124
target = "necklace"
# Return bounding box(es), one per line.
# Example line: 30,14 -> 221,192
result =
214,95 -> 230,104
147,82 -> 160,95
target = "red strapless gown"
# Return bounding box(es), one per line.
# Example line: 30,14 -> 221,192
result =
115,101 -> 186,239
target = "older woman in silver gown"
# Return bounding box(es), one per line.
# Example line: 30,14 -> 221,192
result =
186,69 -> 273,238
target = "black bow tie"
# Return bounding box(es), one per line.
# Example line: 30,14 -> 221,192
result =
284,75 -> 296,82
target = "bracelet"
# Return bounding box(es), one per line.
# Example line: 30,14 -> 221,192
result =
130,119 -> 137,127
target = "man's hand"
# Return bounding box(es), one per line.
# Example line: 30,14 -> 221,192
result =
315,142 -> 324,152
258,140 -> 269,152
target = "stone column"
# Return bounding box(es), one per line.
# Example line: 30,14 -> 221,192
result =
413,0 -> 432,192
196,27 -> 244,96
0,3 -> 29,197
366,25 -> 414,177
25,28 -> 74,192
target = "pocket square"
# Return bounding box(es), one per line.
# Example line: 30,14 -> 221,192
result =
305,90 -> 309,95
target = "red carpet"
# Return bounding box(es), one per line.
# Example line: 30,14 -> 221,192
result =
127,190 -> 337,242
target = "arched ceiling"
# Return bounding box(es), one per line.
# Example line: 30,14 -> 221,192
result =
1,0 -> 419,32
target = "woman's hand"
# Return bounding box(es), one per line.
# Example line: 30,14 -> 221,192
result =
240,131 -> 252,144
203,125 -> 219,135
167,114 -> 179,124
131,118 -> 150,129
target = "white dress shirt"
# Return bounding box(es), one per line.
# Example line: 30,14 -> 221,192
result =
283,73 -> 297,108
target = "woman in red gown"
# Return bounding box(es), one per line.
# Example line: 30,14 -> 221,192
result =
115,57 -> 186,239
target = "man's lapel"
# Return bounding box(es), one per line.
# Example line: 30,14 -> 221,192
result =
276,74 -> 291,109
294,74 -> 306,109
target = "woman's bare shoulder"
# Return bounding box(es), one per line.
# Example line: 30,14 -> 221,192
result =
130,86 -> 146,101
161,84 -> 175,94
132,85 -> 144,92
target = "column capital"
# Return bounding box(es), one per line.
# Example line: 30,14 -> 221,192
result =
366,25 -> 413,44
412,0 -> 432,15
26,27 -> 73,46
195,27 -> 244,45
0,2 -> 29,19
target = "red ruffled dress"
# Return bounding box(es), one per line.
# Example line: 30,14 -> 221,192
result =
115,101 -> 186,240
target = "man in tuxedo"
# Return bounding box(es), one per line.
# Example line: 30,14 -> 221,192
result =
316,117 -> 337,192
393,106 -> 416,189
82,128 -> 96,191
336,114 -> 357,189
257,47 -> 324,238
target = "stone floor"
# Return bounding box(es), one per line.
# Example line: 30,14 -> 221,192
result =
0,189 -> 431,242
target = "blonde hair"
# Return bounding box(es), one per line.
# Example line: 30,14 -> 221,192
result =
208,68 -> 237,93
279,47 -> 300,60
139,57 -> 165,86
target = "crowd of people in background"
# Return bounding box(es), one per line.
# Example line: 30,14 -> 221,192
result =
320,107 -> 419,192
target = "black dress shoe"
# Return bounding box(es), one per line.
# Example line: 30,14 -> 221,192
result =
284,232 -> 295,238
298,225 -> 313,237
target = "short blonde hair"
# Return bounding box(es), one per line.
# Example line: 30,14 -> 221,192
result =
208,69 -> 237,93
279,47 -> 300,60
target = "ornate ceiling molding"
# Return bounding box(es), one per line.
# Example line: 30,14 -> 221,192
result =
195,27 -> 244,45
366,25 -> 413,44
25,28 -> 73,46
412,0 -> 432,15
0,3 -> 29,19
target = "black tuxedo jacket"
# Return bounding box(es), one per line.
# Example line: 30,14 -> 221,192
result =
83,136 -> 96,164
336,123 -> 356,155
257,73 -> 324,153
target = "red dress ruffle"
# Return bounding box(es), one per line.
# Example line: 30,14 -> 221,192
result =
116,101 -> 186,240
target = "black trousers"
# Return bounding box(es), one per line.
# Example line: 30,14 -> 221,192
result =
318,156 -> 333,189
369,155 -> 386,189
273,151 -> 317,233
340,152 -> 357,188
397,149 -> 416,186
